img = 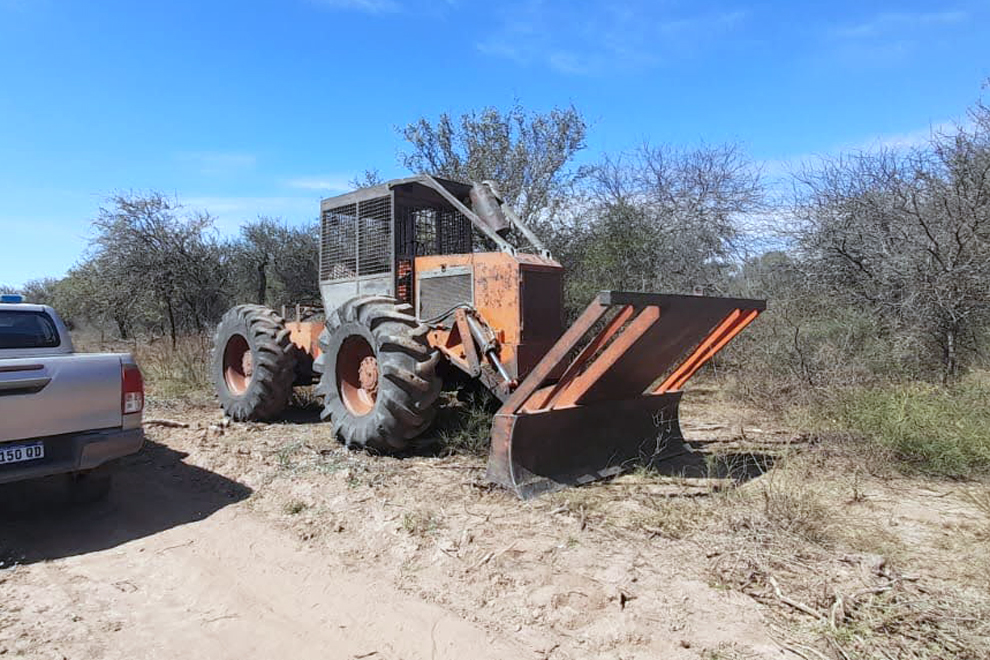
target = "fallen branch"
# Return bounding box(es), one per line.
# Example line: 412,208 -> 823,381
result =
767,576 -> 825,620
144,418 -> 190,428
422,463 -> 485,470
468,541 -> 518,571
155,540 -> 194,554
779,641 -> 830,660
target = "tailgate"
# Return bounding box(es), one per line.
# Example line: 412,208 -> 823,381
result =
0,354 -> 123,443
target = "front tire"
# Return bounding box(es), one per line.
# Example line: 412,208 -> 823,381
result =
212,305 -> 296,421
314,297 -> 441,452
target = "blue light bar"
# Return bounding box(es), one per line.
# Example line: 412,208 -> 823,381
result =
0,293 -> 24,303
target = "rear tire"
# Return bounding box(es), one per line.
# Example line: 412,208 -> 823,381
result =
212,305 -> 296,421
314,296 -> 441,452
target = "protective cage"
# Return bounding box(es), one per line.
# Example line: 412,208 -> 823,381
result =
319,177 -> 478,314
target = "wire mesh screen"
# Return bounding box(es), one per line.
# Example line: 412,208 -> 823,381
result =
320,203 -> 357,281
358,196 -> 392,276
320,196 -> 393,282
396,206 -> 472,257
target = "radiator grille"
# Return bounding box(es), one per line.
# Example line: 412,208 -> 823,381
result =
417,269 -> 473,322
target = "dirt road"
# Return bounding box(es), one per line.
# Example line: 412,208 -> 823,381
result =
1,443 -> 523,659
1,401 -> 789,659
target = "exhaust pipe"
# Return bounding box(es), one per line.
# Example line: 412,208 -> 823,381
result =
469,182 -> 512,237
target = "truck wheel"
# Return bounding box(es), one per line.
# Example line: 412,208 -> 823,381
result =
212,305 -> 296,421
314,297 -> 441,452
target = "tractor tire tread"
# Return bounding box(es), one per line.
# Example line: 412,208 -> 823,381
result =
317,295 -> 441,452
212,304 -> 296,421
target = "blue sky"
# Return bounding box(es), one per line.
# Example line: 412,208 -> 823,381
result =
1,0 -> 987,285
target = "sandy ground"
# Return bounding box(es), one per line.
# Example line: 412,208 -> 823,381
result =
0,448 -> 520,660
2,392 -> 986,659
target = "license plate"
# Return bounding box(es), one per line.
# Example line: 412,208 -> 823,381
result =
0,441 -> 45,465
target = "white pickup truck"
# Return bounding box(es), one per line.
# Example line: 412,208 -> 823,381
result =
0,295 -> 145,498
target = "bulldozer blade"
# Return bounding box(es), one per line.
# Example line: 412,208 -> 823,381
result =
485,291 -> 765,499
487,393 -> 689,499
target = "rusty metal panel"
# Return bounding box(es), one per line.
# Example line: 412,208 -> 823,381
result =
549,305 -> 661,408
415,252 -> 564,380
520,267 -> 563,342
486,393 -> 687,499
285,321 -> 322,358
485,291 -> 765,498
573,294 -> 764,405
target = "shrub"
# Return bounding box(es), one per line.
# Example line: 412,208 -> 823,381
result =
432,390 -> 498,457
821,374 -> 990,478
134,335 -> 212,399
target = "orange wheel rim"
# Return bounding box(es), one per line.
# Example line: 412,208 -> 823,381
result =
223,334 -> 252,395
337,336 -> 378,416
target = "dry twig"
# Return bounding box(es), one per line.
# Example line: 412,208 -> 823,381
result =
767,576 -> 825,620
468,541 -> 518,571
144,418 -> 190,428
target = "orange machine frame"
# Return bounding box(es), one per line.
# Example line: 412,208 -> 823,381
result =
415,252 -> 564,389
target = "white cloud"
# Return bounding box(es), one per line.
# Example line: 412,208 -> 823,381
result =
759,120 -> 962,197
476,1 -> 747,75
285,175 -> 352,192
864,122 -> 958,151
310,0 -> 400,13
834,10 -> 968,39
183,196 -> 321,232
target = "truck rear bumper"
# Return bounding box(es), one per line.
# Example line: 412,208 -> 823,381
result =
0,427 -> 144,485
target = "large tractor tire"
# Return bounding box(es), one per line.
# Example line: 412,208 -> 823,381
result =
212,304 -> 296,421
314,296 -> 441,452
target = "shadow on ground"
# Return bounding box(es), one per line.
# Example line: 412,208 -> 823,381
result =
644,438 -> 777,483
278,405 -> 324,425
0,439 -> 252,566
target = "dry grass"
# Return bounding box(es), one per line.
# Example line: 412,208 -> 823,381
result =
539,436 -> 990,659
401,509 -> 444,537
290,385 -> 322,411
816,374 -> 990,478
431,390 -> 499,457
89,335 -> 990,657
961,485 -> 990,538
70,331 -> 213,401
284,499 -> 309,515
707,451 -> 990,659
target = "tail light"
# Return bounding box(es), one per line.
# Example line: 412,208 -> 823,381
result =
122,363 -> 144,415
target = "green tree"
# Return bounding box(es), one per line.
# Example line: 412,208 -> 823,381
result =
89,192 -> 229,345
229,217 -> 320,308
399,102 -> 588,227
794,121 -> 990,382
557,142 -> 764,314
